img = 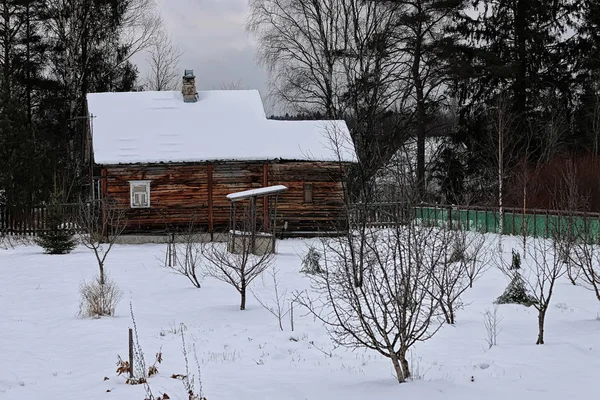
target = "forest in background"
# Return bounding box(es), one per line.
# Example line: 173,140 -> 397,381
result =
252,0 -> 600,211
2,0 -> 600,212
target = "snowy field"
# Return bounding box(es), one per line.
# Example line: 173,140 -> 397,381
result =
1,235 -> 599,400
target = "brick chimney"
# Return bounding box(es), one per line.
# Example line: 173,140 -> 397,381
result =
182,69 -> 198,103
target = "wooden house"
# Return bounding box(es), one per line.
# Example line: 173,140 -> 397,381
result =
86,70 -> 355,236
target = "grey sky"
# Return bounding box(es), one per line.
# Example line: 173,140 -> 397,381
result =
144,0 -> 277,113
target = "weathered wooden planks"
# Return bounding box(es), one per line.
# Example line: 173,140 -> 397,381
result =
101,160 -> 350,233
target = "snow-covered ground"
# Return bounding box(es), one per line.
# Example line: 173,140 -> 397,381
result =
1,236 -> 599,400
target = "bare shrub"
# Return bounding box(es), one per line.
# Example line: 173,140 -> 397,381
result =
251,265 -> 298,331
162,223 -> 206,288
1,233 -> 35,249
78,274 -> 122,317
483,305 -> 503,349
432,229 -> 487,324
204,237 -> 274,310
179,329 -> 205,400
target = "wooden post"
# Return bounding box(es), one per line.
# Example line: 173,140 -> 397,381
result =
207,164 -> 214,240
250,196 -> 257,253
290,301 -> 294,332
263,164 -> 269,231
128,328 -> 134,378
101,169 -> 108,239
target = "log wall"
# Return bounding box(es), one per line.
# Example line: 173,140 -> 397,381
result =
102,161 -> 348,234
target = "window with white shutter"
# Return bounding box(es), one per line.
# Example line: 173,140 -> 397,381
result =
129,180 -> 151,208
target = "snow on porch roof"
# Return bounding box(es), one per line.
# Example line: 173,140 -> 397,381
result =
226,185 -> 288,201
87,90 -> 356,165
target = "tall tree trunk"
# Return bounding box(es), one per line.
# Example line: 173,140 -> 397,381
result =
413,52 -> 426,199
411,5 -> 426,199
513,0 -> 528,134
2,1 -> 12,102
25,2 -> 32,126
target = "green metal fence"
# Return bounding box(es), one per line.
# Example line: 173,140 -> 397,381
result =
363,203 -> 600,242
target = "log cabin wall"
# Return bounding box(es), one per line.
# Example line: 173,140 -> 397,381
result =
269,161 -> 346,232
102,160 -> 348,234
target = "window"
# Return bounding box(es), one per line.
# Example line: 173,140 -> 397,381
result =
304,183 -> 313,203
129,180 -> 151,208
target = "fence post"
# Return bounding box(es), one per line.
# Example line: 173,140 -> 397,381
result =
129,328 -> 134,379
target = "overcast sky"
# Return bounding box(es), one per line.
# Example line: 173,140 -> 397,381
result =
138,0 -> 276,113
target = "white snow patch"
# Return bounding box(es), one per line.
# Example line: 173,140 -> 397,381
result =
1,235 -> 599,399
87,90 -> 355,164
226,185 -> 288,201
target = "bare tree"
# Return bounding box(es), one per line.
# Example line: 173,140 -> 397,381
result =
162,220 -> 205,289
220,80 -> 247,90
78,198 -> 127,285
144,29 -> 183,91
478,95 -> 520,251
483,305 -> 503,349
251,265 -> 298,331
568,215 -> 600,303
379,0 -> 464,197
570,239 -> 600,303
248,0 -> 411,176
432,229 -> 487,324
552,160 -> 587,285
298,220 -> 448,383
502,237 -> 565,344
204,236 -> 274,310
590,86 -> 600,155
119,0 -> 162,61
44,0 -> 161,115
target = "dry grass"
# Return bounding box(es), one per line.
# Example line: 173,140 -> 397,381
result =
78,274 -> 123,318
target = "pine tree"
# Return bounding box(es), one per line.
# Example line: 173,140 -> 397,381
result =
449,0 -> 579,163
495,272 -> 536,307
35,193 -> 77,254
572,0 -> 600,154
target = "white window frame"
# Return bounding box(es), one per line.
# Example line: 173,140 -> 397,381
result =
129,180 -> 151,208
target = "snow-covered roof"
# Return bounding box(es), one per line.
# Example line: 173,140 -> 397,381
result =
226,185 -> 288,201
87,90 -> 355,165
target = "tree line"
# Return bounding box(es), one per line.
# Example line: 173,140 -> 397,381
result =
0,0 -> 183,208
250,0 -> 600,208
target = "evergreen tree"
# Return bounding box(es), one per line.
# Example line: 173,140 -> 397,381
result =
35,192 -> 77,254
572,0 -> 600,154
495,272 -> 537,307
449,0 -> 579,161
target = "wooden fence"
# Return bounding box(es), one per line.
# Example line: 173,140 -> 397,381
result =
0,203 -> 86,236
5,201 -> 600,240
